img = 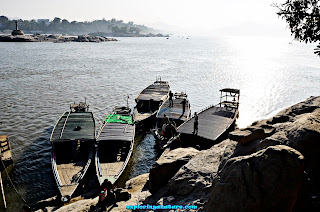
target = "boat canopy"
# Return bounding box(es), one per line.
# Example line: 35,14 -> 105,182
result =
104,114 -> 134,125
219,88 -> 240,94
219,88 -> 240,109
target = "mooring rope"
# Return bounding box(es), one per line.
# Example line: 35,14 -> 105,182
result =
1,159 -> 33,210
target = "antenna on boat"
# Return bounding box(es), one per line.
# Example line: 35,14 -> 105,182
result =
127,95 -> 129,108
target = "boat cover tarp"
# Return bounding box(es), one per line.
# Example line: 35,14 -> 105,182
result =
104,114 -> 133,125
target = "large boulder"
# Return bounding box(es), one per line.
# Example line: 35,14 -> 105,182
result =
149,147 -> 199,193
229,126 -> 268,144
206,145 -> 304,212
11,29 -> 24,35
152,140 -> 238,209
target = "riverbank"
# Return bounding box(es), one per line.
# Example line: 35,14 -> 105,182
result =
34,96 -> 320,211
0,34 -> 117,42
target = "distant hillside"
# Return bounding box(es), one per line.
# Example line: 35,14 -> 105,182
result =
0,16 -> 168,37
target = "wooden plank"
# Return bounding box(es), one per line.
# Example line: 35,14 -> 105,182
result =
97,123 -> 134,142
100,162 -> 124,177
0,170 -> 6,208
157,98 -> 190,122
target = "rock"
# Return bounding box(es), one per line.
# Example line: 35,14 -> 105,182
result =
266,114 -> 290,124
107,173 -> 152,212
11,29 -> 24,36
277,96 -> 320,117
149,147 -> 199,193
54,197 -> 98,212
115,188 -> 131,201
36,196 -> 61,210
125,173 -> 149,192
284,108 -> 320,154
206,145 -> 304,212
0,34 -> 117,43
229,126 -> 267,144
142,140 -> 237,209
167,141 -> 236,196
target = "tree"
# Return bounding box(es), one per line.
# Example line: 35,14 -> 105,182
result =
128,26 -> 140,34
0,16 -> 9,24
52,17 -> 61,24
274,0 -> 320,56
111,26 -> 120,33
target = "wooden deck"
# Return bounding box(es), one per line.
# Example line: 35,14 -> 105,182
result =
56,161 -> 86,197
0,135 -> 13,172
96,121 -> 135,184
51,112 -> 95,142
178,106 -> 238,142
156,98 -> 190,124
97,123 -> 135,142
0,135 -> 12,162
98,161 -> 125,184
133,108 -> 156,123
135,81 -> 170,102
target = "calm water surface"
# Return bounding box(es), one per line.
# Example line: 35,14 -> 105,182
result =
0,36 -> 319,211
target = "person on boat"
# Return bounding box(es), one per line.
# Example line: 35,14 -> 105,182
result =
180,98 -> 187,116
166,122 -> 177,138
161,114 -> 170,127
169,91 -> 173,107
100,179 -> 117,207
97,188 -> 108,210
193,112 -> 198,135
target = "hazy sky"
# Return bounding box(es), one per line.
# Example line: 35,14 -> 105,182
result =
1,0 -> 289,36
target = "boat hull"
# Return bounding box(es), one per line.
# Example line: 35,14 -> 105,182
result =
50,110 -> 96,202
95,113 -> 135,185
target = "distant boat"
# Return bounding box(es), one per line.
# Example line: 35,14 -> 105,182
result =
50,101 -> 95,202
134,79 -> 170,129
95,106 -> 135,185
177,88 -> 240,149
153,92 -> 191,148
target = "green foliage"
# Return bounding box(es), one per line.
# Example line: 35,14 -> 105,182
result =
0,16 -> 157,35
274,0 -> 320,56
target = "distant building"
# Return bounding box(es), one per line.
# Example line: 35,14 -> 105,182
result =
37,19 -> 50,25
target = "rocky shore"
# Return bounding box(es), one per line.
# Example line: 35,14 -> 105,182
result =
0,34 -> 117,42
36,96 -> 320,211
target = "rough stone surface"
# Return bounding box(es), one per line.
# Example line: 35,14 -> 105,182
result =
0,34 -> 118,42
143,139 -> 237,210
115,188 -> 131,201
206,145 -> 304,212
229,126 -> 267,144
149,147 -> 199,193
11,29 -> 24,36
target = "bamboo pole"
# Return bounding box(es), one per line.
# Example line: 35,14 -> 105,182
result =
0,166 -> 7,208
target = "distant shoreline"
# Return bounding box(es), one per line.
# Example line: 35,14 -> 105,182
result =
0,33 -> 170,42
0,34 -> 118,42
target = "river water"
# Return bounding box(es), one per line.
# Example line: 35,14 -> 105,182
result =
0,36 -> 319,211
